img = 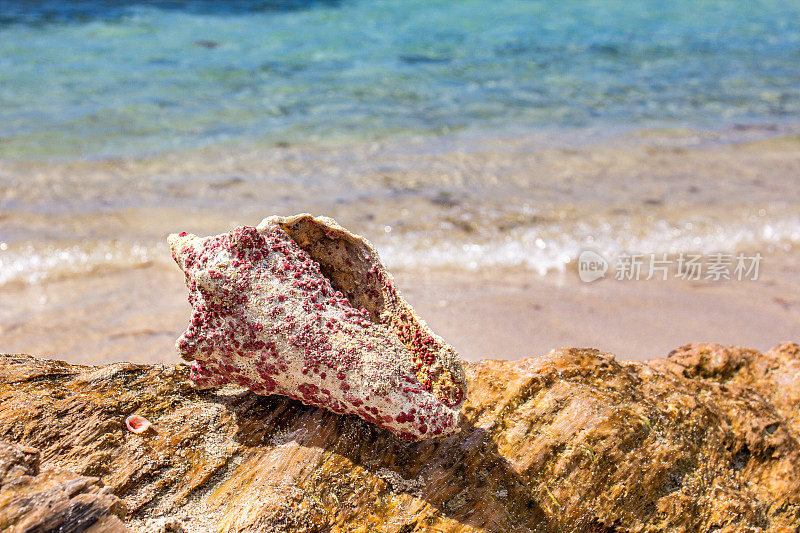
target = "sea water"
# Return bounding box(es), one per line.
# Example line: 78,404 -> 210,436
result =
2,0 -> 800,159
1,0 -> 800,285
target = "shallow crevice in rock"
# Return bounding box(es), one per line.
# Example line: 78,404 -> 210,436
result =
0,439 -> 128,532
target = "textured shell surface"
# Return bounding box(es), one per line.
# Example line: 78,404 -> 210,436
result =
169,214 -> 467,440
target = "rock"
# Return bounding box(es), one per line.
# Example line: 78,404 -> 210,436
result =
0,342 -> 799,531
0,439 -> 128,532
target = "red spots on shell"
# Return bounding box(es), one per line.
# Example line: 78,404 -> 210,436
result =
174,222 -> 462,441
298,383 -> 319,397
260,376 -> 278,392
344,394 -> 362,407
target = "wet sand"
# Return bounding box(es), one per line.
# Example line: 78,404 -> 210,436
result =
1,126 -> 798,364
1,251 -> 798,364
398,255 -> 800,361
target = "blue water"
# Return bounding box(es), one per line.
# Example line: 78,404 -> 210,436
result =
2,0 -> 800,158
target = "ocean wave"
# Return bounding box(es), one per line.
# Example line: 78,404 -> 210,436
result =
0,241 -> 166,287
377,217 -> 800,274
1,217 -> 798,287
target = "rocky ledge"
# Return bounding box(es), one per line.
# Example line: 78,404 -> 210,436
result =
1,342 -> 799,532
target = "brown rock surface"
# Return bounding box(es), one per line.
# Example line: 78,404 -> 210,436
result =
1,342 -> 799,532
0,439 -> 128,532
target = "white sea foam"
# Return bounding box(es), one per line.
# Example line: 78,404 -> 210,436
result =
1,217 -> 798,287
0,241 -> 166,287
377,216 -> 800,274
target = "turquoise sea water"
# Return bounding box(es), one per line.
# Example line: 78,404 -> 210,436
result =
1,0 -> 800,158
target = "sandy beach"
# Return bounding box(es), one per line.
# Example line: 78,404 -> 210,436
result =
2,256 -> 798,365
2,126 -> 798,364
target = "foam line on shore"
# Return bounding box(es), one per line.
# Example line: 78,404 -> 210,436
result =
2,215 -> 798,287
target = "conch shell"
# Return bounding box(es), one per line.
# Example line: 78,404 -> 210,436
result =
169,214 -> 467,440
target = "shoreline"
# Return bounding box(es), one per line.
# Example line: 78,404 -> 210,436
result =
1,250 -> 797,365
4,116 -> 800,164
5,118 -> 800,167
1,123 -> 798,365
